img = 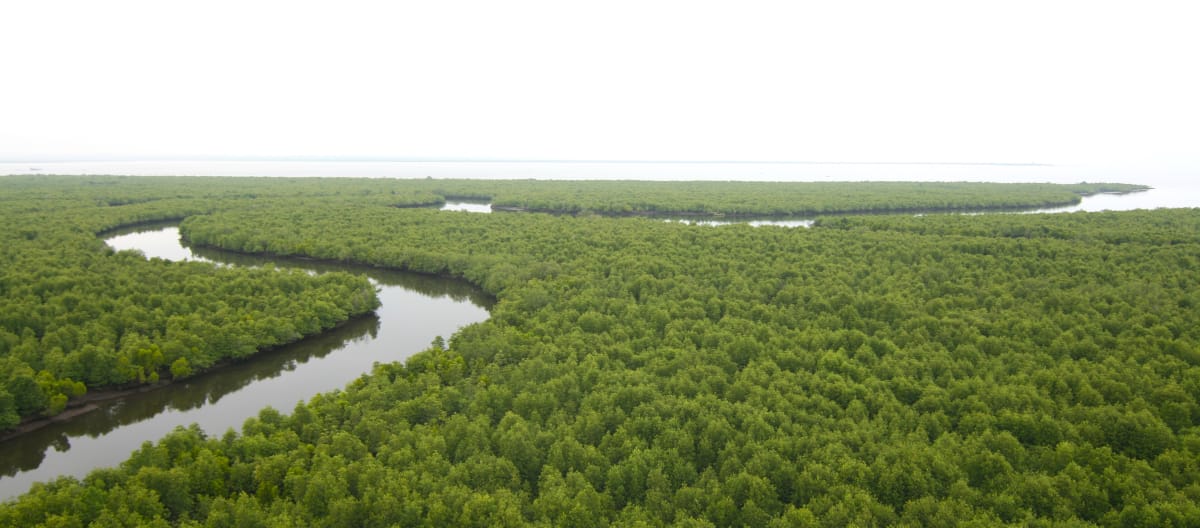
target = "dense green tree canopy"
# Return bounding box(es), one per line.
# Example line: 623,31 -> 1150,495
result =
1,175 -> 1196,527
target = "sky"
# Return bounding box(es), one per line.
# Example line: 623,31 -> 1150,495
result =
2,1 -> 1198,169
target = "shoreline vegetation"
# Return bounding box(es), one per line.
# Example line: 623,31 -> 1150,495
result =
0,311 -> 376,443
429,181 -> 1150,218
3,176 -> 1196,526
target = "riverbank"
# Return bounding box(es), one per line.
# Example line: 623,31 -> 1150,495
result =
484,182 -> 1151,219
0,311 -> 377,443
181,239 -> 501,300
489,185 -> 1152,222
1,218 -> 491,502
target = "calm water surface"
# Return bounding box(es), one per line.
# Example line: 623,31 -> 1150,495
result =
0,225 -> 491,501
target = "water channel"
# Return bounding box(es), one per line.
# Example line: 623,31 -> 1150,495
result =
0,224 -> 492,501
448,187 -> 1166,228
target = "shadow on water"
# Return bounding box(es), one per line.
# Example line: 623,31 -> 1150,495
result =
0,315 -> 381,478
98,220 -> 185,238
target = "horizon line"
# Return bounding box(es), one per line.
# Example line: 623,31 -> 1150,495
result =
3,156 -> 1055,167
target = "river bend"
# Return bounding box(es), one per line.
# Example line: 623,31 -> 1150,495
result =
0,224 -> 491,501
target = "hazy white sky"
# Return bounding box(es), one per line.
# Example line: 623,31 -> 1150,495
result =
3,1 -> 1197,167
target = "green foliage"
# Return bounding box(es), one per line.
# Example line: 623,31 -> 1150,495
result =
169,358 -> 193,380
1,175 -> 1197,526
0,390 -> 19,430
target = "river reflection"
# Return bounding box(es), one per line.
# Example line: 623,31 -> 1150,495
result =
0,316 -> 380,477
0,225 -> 491,501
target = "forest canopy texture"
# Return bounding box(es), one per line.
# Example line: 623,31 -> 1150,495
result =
1,175 -> 1197,527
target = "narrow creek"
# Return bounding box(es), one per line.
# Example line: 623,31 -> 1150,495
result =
0,224 -> 492,501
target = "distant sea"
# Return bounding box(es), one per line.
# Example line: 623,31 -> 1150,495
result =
3,160 -> 1197,210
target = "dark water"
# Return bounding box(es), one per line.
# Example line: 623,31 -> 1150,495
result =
0,225 -> 491,501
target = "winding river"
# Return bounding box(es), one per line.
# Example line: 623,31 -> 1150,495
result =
0,224 -> 492,501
